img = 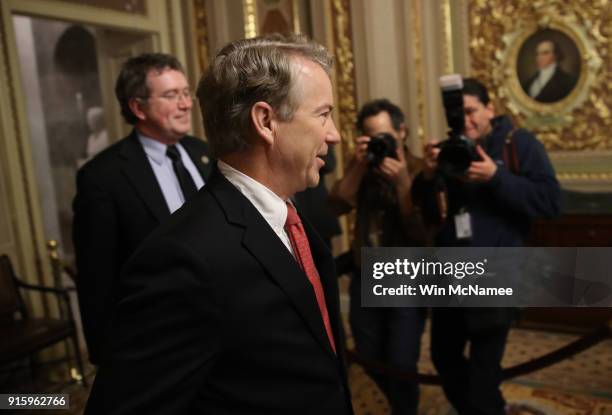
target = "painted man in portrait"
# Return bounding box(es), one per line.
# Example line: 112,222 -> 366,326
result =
521,39 -> 577,103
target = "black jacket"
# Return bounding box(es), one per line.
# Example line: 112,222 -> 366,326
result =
72,130 -> 211,364
85,167 -> 353,414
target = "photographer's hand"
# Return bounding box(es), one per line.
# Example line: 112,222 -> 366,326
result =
465,145 -> 497,182
377,148 -> 415,215
354,135 -> 371,165
423,140 -> 440,180
375,148 -> 412,190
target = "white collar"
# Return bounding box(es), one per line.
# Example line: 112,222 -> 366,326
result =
217,160 -> 290,232
138,132 -> 169,166
538,63 -> 557,84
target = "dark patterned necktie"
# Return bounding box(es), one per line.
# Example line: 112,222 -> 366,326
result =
285,202 -> 336,354
166,145 -> 198,201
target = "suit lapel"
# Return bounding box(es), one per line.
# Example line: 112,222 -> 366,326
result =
120,131 -> 170,222
209,170 -> 338,358
181,136 -> 212,181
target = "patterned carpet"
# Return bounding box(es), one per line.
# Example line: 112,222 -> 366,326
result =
349,321 -> 612,415
3,321 -> 611,414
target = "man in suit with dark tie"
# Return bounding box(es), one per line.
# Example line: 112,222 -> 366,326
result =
72,53 -> 211,365
84,34 -> 353,414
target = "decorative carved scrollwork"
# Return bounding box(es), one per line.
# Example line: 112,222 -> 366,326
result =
192,0 -> 210,71
468,0 -> 611,152
331,0 -> 357,161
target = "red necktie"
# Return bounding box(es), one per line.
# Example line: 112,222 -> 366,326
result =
285,202 -> 337,354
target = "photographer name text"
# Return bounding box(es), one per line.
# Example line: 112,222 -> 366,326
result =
373,284 -> 513,296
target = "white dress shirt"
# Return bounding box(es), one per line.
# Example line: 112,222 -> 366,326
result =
529,63 -> 556,98
217,160 -> 294,255
138,133 -> 205,213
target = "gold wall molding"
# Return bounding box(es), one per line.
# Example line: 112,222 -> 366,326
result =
410,0 -> 426,145
557,172 -> 612,181
0,3 -> 43,280
468,0 -> 611,153
291,0 -> 301,33
242,0 -> 305,39
52,0 -> 147,15
192,0 -> 211,72
329,0 -> 357,252
331,0 -> 357,163
0,1 -> 55,316
549,148 -> 612,185
9,0 -> 156,30
450,0 -> 470,74
165,0 -> 176,55
441,0 -> 454,75
243,0 -> 258,38
551,149 -> 612,160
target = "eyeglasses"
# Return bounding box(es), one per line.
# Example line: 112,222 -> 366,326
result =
144,90 -> 195,104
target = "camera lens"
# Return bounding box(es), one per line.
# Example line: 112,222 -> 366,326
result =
366,133 -> 397,166
437,136 -> 479,177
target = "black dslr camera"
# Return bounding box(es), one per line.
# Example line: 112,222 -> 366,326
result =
436,74 -> 480,178
366,133 -> 397,166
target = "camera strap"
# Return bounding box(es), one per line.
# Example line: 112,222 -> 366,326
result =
502,128 -> 520,175
436,189 -> 448,222
433,174 -> 448,224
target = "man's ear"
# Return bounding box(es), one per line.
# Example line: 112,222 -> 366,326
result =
485,101 -> 495,119
128,98 -> 147,121
398,123 -> 408,141
250,101 -> 276,145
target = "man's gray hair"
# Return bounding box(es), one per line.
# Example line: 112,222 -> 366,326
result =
196,33 -> 333,158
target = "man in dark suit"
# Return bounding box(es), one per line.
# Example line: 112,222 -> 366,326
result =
294,148 -> 341,248
522,39 -> 577,103
73,53 -> 211,365
85,34 -> 353,414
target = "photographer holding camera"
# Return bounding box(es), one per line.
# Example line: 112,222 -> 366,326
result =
331,99 -> 428,415
412,77 -> 561,415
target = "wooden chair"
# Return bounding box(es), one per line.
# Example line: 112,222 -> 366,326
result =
0,254 -> 87,386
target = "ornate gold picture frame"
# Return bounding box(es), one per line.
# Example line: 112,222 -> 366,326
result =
501,18 -> 603,149
469,1 -> 611,188
511,25 -> 582,108
470,2 -> 610,150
